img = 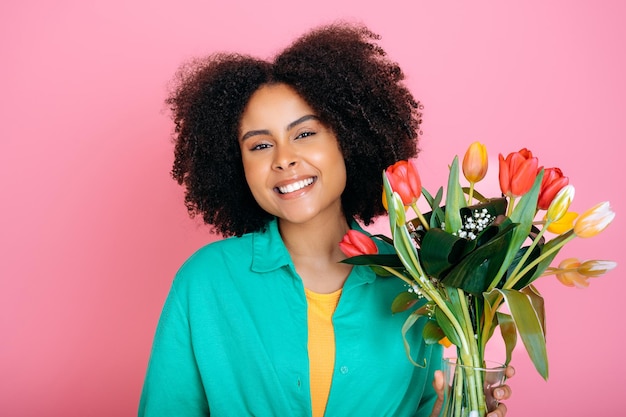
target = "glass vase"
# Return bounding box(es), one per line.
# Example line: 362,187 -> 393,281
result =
440,357 -> 507,417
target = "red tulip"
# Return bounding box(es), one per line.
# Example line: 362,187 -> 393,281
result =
498,148 -> 539,198
385,159 -> 422,205
537,167 -> 569,210
339,230 -> 379,257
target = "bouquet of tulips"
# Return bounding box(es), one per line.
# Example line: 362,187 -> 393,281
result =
339,143 -> 616,416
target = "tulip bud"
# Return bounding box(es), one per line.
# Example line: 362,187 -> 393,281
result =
339,230 -> 379,257
391,192 -> 407,227
385,159 -> 422,205
546,185 -> 575,223
462,141 -> 488,183
546,211 -> 578,234
577,260 -> 617,277
537,167 -> 569,210
574,201 -> 615,238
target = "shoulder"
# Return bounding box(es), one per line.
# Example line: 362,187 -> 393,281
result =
187,234 -> 253,263
173,234 -> 254,286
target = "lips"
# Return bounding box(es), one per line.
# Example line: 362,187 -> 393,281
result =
276,177 -> 316,194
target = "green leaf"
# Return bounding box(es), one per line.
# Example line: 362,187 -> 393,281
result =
370,265 -> 393,276
461,187 -> 489,203
491,171 -> 544,288
371,234 -> 394,246
459,197 -> 508,221
496,312 -> 517,366
495,288 -> 549,380
435,304 -> 462,347
420,228 -> 474,278
392,221 -> 423,281
391,291 -> 419,313
440,222 -> 518,295
502,244 -> 543,290
423,320 -> 446,345
527,230 -> 574,284
383,172 -> 398,228
401,311 -> 427,368
444,156 -> 466,234
522,285 -> 546,340
422,187 -> 445,228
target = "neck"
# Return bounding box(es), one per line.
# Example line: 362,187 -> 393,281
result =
278,210 -> 354,293
278,212 -> 351,259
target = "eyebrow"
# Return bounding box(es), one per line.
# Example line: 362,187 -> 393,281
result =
240,114 -> 320,142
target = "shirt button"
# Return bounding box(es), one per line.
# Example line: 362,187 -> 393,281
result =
340,366 -> 349,374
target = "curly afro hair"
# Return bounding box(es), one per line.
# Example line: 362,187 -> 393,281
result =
167,23 -> 423,237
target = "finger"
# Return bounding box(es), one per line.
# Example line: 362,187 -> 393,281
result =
432,370 -> 444,397
429,371 -> 445,417
505,365 -> 515,379
486,401 -> 507,417
494,385 -> 512,401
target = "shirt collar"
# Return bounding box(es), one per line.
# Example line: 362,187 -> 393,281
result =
250,218 -> 379,286
251,218 -> 292,273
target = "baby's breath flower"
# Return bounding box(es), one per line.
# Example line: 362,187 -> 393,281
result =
455,208 -> 495,240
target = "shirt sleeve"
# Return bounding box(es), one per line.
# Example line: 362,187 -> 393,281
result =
138,282 -> 210,417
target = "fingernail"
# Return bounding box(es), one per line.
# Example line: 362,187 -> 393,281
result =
495,388 -> 503,398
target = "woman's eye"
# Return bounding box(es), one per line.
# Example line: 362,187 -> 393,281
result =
296,131 -> 315,140
250,143 -> 271,151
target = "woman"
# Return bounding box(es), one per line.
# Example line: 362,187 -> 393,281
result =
139,23 -> 513,417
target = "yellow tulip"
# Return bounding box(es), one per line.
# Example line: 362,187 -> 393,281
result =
462,141 -> 488,183
546,185 -> 575,223
574,201 -> 615,238
546,211 -> 578,234
577,260 -> 617,277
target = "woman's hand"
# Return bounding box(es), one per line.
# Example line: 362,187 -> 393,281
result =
429,366 -> 515,417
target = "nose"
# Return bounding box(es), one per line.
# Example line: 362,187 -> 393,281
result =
273,143 -> 299,170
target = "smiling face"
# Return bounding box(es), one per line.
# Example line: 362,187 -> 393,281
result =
238,83 -> 347,228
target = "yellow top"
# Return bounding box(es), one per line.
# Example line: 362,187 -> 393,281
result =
305,287 -> 342,417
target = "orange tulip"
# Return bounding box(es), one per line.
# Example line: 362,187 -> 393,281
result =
385,159 -> 422,205
498,148 -> 539,198
339,230 -> 379,257
555,258 -> 589,288
462,141 -> 488,183
537,167 -> 569,210
555,258 -> 617,288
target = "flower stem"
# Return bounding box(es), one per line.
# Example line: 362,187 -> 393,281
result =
504,233 -> 576,290
468,182 -> 475,205
411,203 -> 430,231
457,290 -> 485,414
505,222 -> 549,287
506,196 -> 516,217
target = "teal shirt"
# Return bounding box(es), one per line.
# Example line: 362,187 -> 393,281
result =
139,219 -> 442,416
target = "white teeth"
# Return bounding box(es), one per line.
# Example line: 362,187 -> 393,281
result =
278,178 -> 314,194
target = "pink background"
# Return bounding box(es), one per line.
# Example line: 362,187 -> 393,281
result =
1,1 -> 623,416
